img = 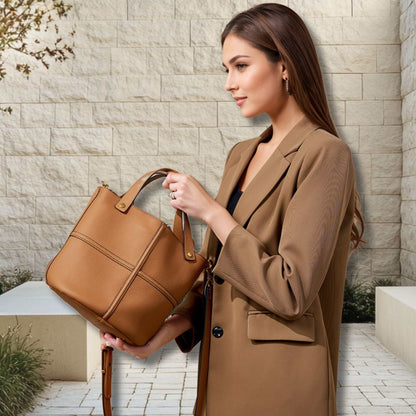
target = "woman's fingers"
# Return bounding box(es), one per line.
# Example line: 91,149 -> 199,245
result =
101,332 -> 151,359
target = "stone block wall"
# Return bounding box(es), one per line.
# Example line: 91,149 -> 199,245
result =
400,0 -> 416,285
0,0 -> 407,282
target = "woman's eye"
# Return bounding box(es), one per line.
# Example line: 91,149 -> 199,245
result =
222,64 -> 247,73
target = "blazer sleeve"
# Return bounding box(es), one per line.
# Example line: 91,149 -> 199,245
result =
213,140 -> 355,321
170,142 -> 240,353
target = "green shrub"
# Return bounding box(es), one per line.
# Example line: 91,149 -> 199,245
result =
0,268 -> 32,295
0,324 -> 51,416
342,277 -> 396,323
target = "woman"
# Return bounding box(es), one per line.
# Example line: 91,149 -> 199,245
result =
101,3 -> 365,415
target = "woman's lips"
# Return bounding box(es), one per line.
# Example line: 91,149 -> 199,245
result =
235,97 -> 247,106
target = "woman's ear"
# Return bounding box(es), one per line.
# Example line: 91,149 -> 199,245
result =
281,62 -> 289,78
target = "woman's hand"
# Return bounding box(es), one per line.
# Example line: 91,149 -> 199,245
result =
161,172 -> 220,224
99,314 -> 193,359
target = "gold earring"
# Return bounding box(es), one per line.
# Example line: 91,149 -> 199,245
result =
285,78 -> 291,95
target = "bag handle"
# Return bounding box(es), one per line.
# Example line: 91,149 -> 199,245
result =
114,168 -> 196,262
102,346 -> 113,416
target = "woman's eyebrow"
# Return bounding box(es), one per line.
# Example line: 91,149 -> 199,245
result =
222,55 -> 250,67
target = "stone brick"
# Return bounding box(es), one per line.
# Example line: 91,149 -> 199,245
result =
71,103 -> 94,127
218,102 -> 269,127
0,104 -> 20,127
170,102 -> 217,127
72,21 -> 117,47
372,249 -> 400,275
399,1 -> 416,41
329,101 -> 346,126
0,77 -> 40,103
290,0 -> 351,16
401,201 -> 416,226
303,17 -> 343,44
55,103 -> 72,128
72,48 -> 111,77
316,45 -> 377,73
158,128 -> 199,155
128,0 -> 174,18
29,224 -> 72,250
360,126 -> 402,153
162,75 -> 227,101
402,176 -> 416,200
352,0 -> 391,16
331,74 -> 362,100
21,104 -> 55,127
88,76 -> 160,102
2,128 -> 50,156
400,34 -> 415,69
403,121 -> 416,151
401,61 -> 416,96
40,76 -> 88,103
364,223 -> 400,248
376,45 -> 401,73
176,0 -> 246,18
200,126 -> 262,156
363,74 -> 401,99
88,156 -> 122,195
0,157 -> 5,196
36,196 -> 91,224
51,128 -> 112,155
0,197 -> 35,225
371,177 -> 401,194
0,224 -> 29,250
118,21 -> 189,47
371,153 -> 401,177
383,101 -> 402,125
6,156 -> 88,197
0,250 -> 34,273
73,0 -> 127,20
337,125 -> 360,153
402,224 -> 416,252
403,147 -> 416,176
346,101 -> 384,125
191,20 -> 226,46
364,195 -> 400,221
343,16 -> 399,44
402,90 -> 416,123
113,127 -> 158,155
147,47 -> 194,75
94,103 -> 169,126
112,48 -> 147,75
194,47 -> 224,74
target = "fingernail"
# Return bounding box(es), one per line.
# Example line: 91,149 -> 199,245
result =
105,341 -> 111,347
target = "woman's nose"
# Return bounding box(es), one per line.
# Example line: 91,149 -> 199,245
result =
224,72 -> 237,92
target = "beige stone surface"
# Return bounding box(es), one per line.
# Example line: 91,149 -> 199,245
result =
0,0 -> 412,288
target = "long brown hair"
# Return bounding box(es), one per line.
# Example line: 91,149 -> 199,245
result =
221,3 -> 366,252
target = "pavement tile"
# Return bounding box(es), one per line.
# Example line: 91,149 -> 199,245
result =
24,324 -> 416,416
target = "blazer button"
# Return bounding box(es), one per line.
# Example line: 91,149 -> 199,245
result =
212,326 -> 223,338
214,275 -> 224,284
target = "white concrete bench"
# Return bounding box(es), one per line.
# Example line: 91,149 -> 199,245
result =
0,281 -> 101,381
375,286 -> 416,372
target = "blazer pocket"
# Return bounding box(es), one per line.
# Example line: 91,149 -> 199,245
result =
247,311 -> 315,343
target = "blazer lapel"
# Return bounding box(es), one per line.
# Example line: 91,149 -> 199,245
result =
203,115 -> 321,262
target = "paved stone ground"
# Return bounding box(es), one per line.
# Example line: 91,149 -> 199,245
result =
25,324 -> 416,416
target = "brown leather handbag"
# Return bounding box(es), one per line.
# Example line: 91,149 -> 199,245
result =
45,167 -> 209,415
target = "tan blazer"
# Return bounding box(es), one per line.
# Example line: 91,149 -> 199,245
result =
171,115 -> 357,416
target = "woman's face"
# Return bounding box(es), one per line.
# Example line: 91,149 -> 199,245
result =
222,33 -> 287,119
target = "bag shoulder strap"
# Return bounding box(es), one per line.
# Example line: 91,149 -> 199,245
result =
102,346 -> 113,416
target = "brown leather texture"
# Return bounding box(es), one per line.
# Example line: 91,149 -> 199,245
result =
102,346 -> 113,416
45,168 -> 209,347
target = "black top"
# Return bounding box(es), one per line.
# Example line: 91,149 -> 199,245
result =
214,184 -> 243,265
